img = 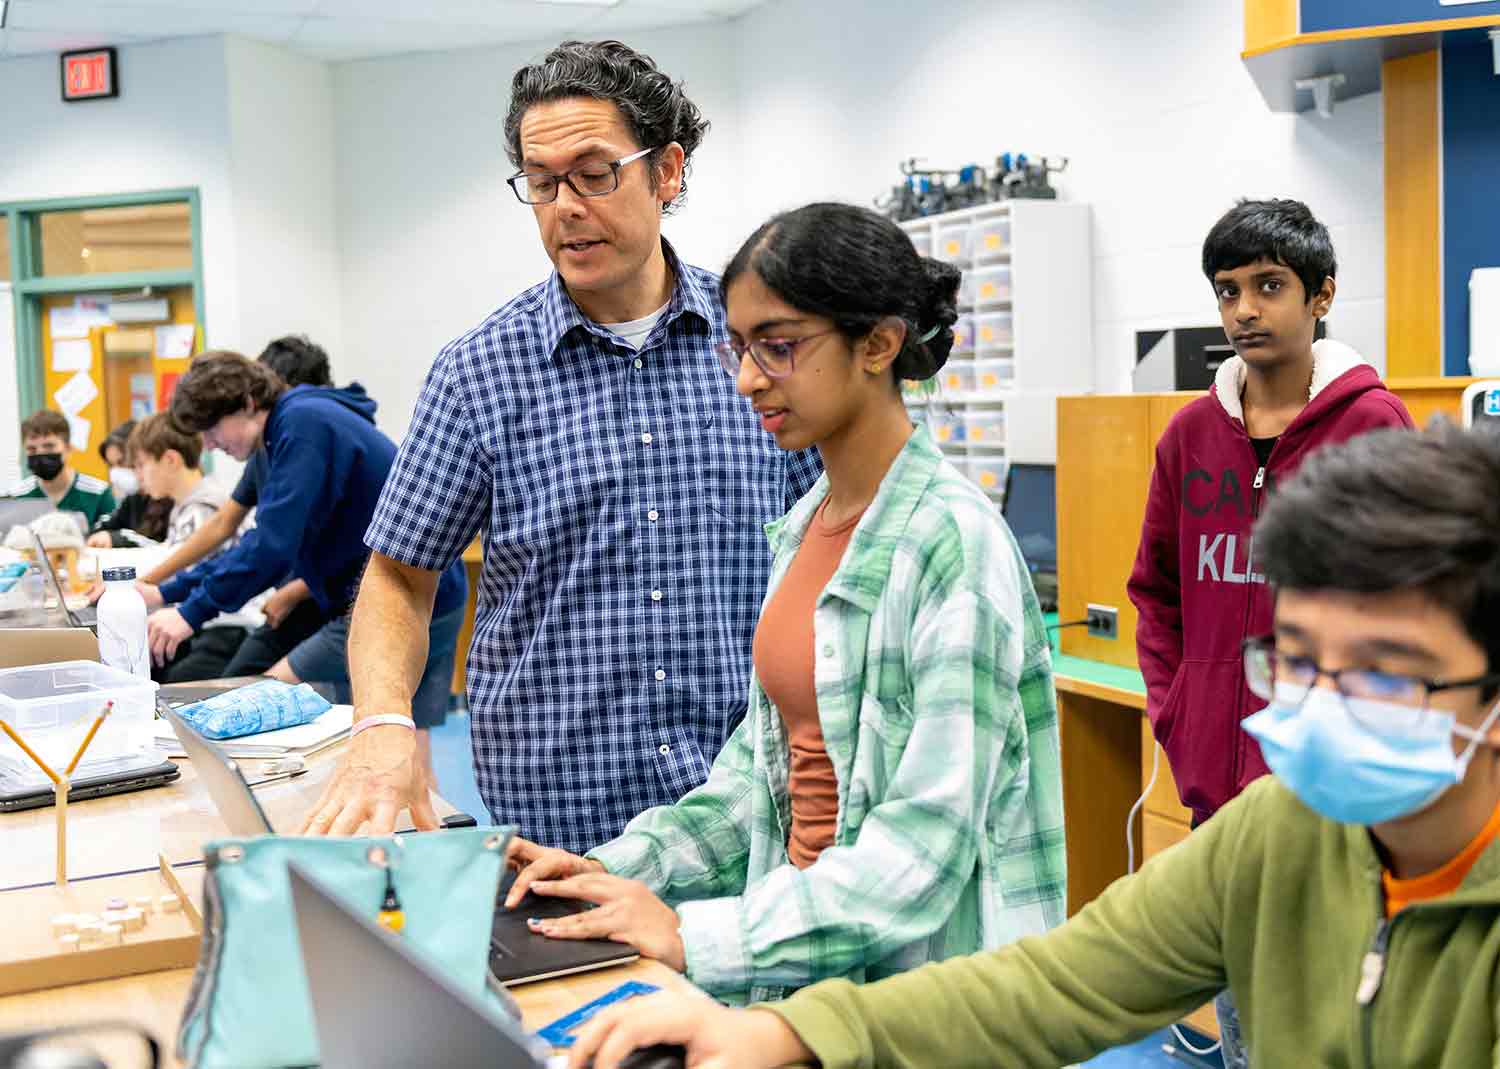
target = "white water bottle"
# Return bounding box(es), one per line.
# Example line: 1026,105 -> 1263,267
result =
97,566 -> 151,679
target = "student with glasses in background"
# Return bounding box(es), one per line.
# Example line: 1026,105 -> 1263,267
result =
502,202 -> 1065,1007
301,40 -> 820,847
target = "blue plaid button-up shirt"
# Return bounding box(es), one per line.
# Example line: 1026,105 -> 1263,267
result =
365,243 -> 821,853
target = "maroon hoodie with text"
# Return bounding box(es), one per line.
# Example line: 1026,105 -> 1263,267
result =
1127,340 -> 1414,823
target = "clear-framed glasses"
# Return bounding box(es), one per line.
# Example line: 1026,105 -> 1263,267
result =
506,147 -> 657,205
715,330 -> 838,380
1242,635 -> 1500,730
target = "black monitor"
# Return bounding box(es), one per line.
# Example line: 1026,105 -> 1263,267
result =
1002,463 -> 1057,578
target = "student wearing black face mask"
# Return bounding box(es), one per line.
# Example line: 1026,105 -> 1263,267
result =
5,409 -> 116,526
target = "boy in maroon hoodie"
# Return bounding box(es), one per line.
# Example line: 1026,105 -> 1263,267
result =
1127,198 -> 1412,1063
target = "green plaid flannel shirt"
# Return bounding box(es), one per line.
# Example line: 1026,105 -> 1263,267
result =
589,425 -> 1065,1004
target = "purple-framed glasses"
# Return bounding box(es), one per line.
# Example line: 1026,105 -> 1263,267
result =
715,330 -> 838,380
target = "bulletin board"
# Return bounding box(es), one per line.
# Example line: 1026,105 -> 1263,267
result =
39,287 -> 197,481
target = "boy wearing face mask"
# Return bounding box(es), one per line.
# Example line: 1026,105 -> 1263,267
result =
6,409 -> 115,527
564,421 -> 1500,1069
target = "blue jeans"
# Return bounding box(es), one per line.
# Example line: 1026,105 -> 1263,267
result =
285,602 -> 464,728
1214,989 -> 1249,1069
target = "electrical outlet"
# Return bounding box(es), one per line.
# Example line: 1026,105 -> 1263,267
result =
1086,603 -> 1118,640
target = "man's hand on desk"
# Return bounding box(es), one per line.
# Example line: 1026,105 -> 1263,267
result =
296,724 -> 438,837
147,607 -> 194,665
525,872 -> 687,974
505,837 -> 606,906
569,995 -> 811,1069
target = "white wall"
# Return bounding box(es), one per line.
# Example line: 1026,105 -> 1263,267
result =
226,37 -> 344,377
734,0 -> 1387,389
0,36 -> 241,346
332,23 -> 744,440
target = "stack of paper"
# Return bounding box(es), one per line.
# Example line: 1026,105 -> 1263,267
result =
154,705 -> 354,758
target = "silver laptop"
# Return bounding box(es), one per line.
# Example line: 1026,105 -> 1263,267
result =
160,703 -> 275,836
166,703 -> 639,986
289,861 -> 548,1069
27,527 -> 97,629
288,864 -> 684,1069
0,497 -> 56,535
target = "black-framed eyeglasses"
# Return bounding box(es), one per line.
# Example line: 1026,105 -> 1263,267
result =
506,147 -> 657,205
715,330 -> 838,380
1242,635 -> 1500,729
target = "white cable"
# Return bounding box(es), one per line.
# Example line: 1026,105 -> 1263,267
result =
1125,740 -> 1159,875
1128,741 -> 1222,1058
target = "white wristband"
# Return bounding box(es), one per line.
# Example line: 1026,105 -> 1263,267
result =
350,714 -> 417,739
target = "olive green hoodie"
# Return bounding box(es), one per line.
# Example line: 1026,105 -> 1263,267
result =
768,774 -> 1500,1068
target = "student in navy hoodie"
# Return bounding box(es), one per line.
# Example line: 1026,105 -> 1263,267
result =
1126,198 -> 1412,1065
148,351 -> 468,779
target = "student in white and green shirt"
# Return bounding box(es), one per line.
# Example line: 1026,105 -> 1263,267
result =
505,203 -> 1065,1005
7,409 -> 115,527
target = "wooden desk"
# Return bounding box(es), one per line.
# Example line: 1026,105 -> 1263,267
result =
4,736 -> 451,892
0,956 -> 692,1067
1053,652 -> 1215,1039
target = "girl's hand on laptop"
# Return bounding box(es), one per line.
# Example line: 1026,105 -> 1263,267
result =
504,838 -> 604,908
568,995 -> 812,1069
526,874 -> 686,973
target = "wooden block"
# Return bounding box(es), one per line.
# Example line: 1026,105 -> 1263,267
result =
0,869 -> 200,996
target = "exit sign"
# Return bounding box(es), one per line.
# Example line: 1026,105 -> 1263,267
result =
60,48 -> 118,102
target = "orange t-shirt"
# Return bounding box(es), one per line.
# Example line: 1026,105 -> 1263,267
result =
751,499 -> 863,869
1382,804 -> 1500,917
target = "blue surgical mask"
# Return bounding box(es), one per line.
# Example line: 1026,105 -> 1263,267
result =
1243,682 -> 1500,825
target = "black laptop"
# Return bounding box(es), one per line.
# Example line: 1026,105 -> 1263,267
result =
164,705 -> 636,986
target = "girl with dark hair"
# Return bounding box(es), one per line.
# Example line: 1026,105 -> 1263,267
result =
509,203 -> 1066,1005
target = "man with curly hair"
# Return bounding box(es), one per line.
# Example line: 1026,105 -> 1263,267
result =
302,41 -> 820,851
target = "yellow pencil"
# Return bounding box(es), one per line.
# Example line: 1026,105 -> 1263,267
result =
0,720 -> 60,786
65,700 -> 114,777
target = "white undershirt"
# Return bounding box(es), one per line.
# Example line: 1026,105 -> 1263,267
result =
601,303 -> 669,352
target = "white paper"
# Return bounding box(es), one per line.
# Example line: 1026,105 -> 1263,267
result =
51,337 -> 92,373
53,370 -> 99,415
154,323 -> 195,360
48,306 -> 88,340
66,414 -> 90,452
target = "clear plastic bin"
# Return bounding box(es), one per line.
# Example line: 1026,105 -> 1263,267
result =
973,215 -> 1011,261
950,315 -> 975,354
908,230 -> 932,258
936,224 -> 972,264
928,407 -> 965,446
955,272 -> 976,311
968,458 -> 1009,495
941,363 -> 976,395
0,660 -> 158,785
972,265 -> 1012,306
975,312 -> 1015,350
964,408 -> 1008,446
973,359 -> 1016,394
